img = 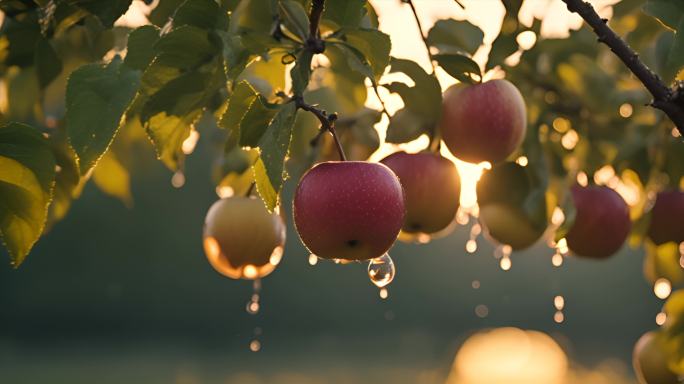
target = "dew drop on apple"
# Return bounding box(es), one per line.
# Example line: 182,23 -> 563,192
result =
368,253 -> 395,288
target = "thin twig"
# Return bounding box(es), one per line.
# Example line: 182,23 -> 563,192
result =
295,97 -> 347,161
561,0 -> 684,134
405,0 -> 437,74
306,0 -> 325,53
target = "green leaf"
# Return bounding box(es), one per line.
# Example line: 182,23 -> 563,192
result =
72,0 -> 133,28
434,53 -> 481,83
239,95 -> 280,147
0,122 -> 56,267
279,0 -> 310,42
291,49 -> 313,95
151,25 -> 218,69
124,25 -> 160,71
336,28 -> 391,83
220,81 -> 258,139
66,57 -> 141,175
322,0 -> 367,29
643,0 -> 684,30
383,57 -> 442,121
173,0 -> 224,30
385,108 -> 426,144
253,102 -> 297,211
34,37 -> 62,88
427,19 -> 484,55
217,30 -> 252,79
487,33 -> 519,71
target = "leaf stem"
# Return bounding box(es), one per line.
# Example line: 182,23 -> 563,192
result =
306,0 -> 326,53
405,0 -> 437,75
295,97 -> 347,161
561,0 -> 684,134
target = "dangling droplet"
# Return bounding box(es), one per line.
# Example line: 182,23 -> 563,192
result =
245,279 -> 262,315
379,288 -> 389,299
656,311 -> 667,326
249,339 -> 261,352
499,256 -> 512,271
171,170 -> 185,188
654,278 -> 672,300
553,295 -> 565,324
308,254 -> 319,266
368,253 -> 395,288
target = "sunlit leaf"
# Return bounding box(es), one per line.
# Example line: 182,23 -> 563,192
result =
0,122 -> 55,267
124,25 -> 160,71
66,57 -> 141,175
427,19 -> 484,55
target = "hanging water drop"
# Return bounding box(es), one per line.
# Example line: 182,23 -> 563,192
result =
379,287 -> 389,299
553,295 -> 565,323
171,170 -> 185,188
245,279 -> 261,315
368,253 -> 395,288
656,311 -> 667,326
308,254 -> 319,266
500,256 -> 511,271
249,339 -> 261,352
654,278 -> 672,300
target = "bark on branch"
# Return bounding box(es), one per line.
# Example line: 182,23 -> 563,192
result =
561,0 -> 684,135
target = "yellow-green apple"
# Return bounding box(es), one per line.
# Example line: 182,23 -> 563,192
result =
648,190 -> 684,246
439,79 -> 526,164
293,161 -> 405,261
476,162 -> 547,250
203,196 -> 285,279
566,185 -> 631,259
633,331 -> 679,384
380,151 -> 460,238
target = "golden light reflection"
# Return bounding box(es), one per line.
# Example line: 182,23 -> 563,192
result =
619,103 -> 633,118
447,328 -> 568,384
654,278 -> 672,300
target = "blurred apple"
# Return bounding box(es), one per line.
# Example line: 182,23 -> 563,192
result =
439,79 -> 526,164
203,196 -> 285,279
477,162 -> 547,250
293,161 -> 405,261
380,151 -> 460,238
633,331 -> 679,384
648,190 -> 684,246
566,185 -> 631,259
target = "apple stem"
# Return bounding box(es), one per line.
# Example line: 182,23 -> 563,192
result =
561,0 -> 684,135
295,97 -> 347,161
404,0 -> 438,75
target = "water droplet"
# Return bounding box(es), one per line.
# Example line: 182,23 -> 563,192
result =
249,339 -> 261,352
556,238 -> 569,255
171,170 -> 185,188
466,239 -> 478,253
379,287 -> 389,299
471,280 -> 480,289
456,206 -> 470,225
553,310 -> 565,323
554,295 -> 565,311
181,130 -> 200,155
308,254 -> 319,266
475,304 -> 489,318
499,256 -> 511,271
246,279 -> 261,315
654,278 -> 672,299
551,251 -> 564,267
656,311 -> 667,326
368,253 -> 395,288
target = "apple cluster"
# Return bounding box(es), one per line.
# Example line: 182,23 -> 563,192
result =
200,79 -> 681,281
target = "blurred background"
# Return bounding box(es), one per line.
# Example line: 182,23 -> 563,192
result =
0,0 -> 666,383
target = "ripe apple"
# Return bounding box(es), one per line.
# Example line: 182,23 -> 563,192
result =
439,79 -> 527,164
633,331 -> 679,384
565,185 -> 631,259
476,162 -> 547,250
380,151 -> 460,237
203,196 -> 285,279
648,190 -> 684,245
293,161 -> 405,261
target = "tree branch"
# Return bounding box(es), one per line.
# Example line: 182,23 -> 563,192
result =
405,0 -> 437,74
561,0 -> 684,135
295,97 -> 347,161
306,0 -> 325,53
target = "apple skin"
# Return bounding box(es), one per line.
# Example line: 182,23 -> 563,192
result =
565,185 -> 631,259
293,161 -> 405,261
476,162 -> 546,250
203,197 -> 285,280
633,331 -> 679,384
439,79 -> 526,164
648,190 -> 684,246
380,151 -> 460,235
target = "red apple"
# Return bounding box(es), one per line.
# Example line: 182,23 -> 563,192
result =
633,331 -> 679,384
293,161 -> 405,261
380,151 -> 460,236
439,79 -> 526,164
203,196 -> 285,279
648,190 -> 684,246
565,185 -> 631,259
